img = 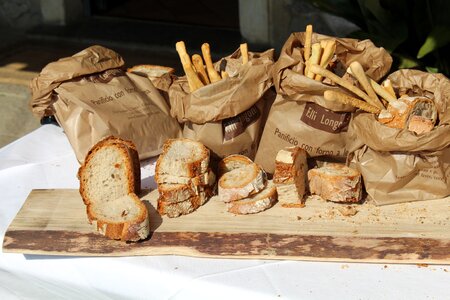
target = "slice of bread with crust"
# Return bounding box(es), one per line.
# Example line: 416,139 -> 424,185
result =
218,154 -> 253,177
218,163 -> 267,203
155,168 -> 215,186
87,193 -> 149,241
157,194 -> 202,218
227,180 -> 277,214
273,147 -> 308,207
155,138 -> 210,178
308,163 -> 362,203
78,136 -> 149,241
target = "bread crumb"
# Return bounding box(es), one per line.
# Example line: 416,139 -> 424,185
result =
338,206 -> 358,217
444,269 -> 448,272
384,265 -> 388,269
417,263 -> 429,268
297,216 -> 302,220
341,264 -> 349,269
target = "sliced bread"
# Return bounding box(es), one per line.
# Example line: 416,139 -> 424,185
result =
218,154 -> 253,177
157,194 -> 202,218
155,168 -> 215,186
155,138 -> 210,178
273,147 -> 308,207
218,163 -> 267,203
308,163 -> 362,203
227,180 -> 277,215
78,136 -> 149,241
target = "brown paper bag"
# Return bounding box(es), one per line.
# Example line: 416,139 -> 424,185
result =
255,32 -> 392,173
169,48 -> 274,160
30,45 -> 182,162
347,69 -> 450,205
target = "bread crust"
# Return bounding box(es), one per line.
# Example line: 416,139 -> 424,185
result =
127,64 -> 175,77
157,194 -> 202,218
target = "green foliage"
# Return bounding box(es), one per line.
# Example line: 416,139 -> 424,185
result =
307,0 -> 450,76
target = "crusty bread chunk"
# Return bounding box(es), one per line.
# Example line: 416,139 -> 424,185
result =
273,147 -> 308,207
155,138 -> 210,178
78,136 -> 149,241
378,96 -> 437,134
157,195 -> 202,218
218,154 -> 253,177
227,180 -> 277,215
308,163 -> 362,203
218,163 -> 267,203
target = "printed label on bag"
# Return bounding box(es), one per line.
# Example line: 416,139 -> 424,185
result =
86,68 -> 125,83
223,105 -> 260,141
300,102 -> 351,133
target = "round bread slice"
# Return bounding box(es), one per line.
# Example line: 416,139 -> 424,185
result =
157,194 -> 202,218
218,154 -> 253,177
308,163 -> 362,203
155,138 -> 210,178
218,163 -> 267,203
87,193 -> 149,241
227,180 -> 277,215
155,168 -> 215,186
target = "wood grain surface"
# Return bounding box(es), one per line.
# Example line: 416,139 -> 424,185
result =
3,189 -> 450,264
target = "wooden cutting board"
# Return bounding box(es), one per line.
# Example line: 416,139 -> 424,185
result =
3,189 -> 450,264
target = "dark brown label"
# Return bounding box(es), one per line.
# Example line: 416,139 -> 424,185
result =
222,105 -> 260,141
300,102 -> 351,133
86,68 -> 124,83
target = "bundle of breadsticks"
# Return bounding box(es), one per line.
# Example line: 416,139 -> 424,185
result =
175,41 -> 249,92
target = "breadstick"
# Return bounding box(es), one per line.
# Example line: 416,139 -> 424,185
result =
349,61 -> 384,109
306,43 -> 322,79
221,71 -> 229,78
324,90 -> 381,114
382,79 -> 396,98
370,79 -> 397,103
240,43 -> 249,64
315,40 -> 336,81
175,41 -> 204,92
192,54 -> 210,85
201,43 -> 222,83
309,64 -> 372,103
304,24 -> 313,63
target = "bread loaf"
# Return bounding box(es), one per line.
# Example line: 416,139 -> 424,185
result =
273,147 -> 307,207
218,163 -> 267,203
308,163 -> 362,203
227,180 -> 277,214
78,136 -> 149,241
127,64 -> 175,78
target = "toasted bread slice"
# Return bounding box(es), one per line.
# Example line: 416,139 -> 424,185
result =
227,180 -> 277,214
155,138 -> 210,178
308,163 -> 362,203
78,137 -> 149,241
218,154 -> 253,177
218,163 -> 267,203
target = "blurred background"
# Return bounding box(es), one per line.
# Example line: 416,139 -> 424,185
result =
0,0 -> 448,148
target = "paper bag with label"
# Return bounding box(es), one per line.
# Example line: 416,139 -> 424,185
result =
30,45 -> 182,162
255,32 -> 392,173
347,69 -> 450,205
169,48 -> 274,160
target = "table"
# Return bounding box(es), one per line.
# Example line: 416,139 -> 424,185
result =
0,125 -> 448,299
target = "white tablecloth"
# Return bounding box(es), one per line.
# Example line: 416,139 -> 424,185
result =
0,125 -> 448,299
